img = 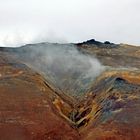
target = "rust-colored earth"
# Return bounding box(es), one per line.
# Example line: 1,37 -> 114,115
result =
0,40 -> 140,140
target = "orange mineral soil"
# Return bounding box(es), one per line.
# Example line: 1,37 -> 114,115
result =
0,41 -> 140,140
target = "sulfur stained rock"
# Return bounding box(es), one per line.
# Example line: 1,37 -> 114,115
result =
0,54 -> 79,140
0,41 -> 140,140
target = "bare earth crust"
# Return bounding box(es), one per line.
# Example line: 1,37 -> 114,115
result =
0,42 -> 140,140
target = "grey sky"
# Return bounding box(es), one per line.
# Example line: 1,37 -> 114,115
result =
0,0 -> 140,46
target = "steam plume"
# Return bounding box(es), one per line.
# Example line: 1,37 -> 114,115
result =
18,43 -> 105,96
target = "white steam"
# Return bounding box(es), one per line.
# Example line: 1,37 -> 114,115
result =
18,43 -> 105,96
0,29 -> 67,47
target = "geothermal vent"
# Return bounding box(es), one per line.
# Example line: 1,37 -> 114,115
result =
14,43 -> 105,98
0,41 -> 140,140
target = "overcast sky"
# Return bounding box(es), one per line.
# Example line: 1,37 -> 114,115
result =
0,0 -> 140,47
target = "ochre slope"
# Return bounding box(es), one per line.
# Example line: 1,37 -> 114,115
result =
0,53 -> 79,140
1,41 -> 140,140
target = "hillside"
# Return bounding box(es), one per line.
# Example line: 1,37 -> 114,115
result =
0,40 -> 140,139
